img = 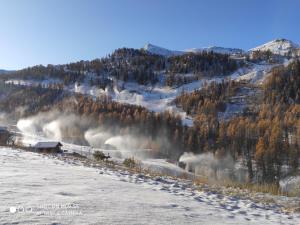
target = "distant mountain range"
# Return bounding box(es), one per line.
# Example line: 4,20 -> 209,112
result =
143,38 -> 300,57
0,70 -> 8,74
0,70 -> 14,74
143,43 -> 244,57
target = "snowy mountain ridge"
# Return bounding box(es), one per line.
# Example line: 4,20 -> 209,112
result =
143,43 -> 244,56
143,43 -> 183,56
185,46 -> 244,55
0,69 -> 9,74
249,38 -> 300,56
144,38 -> 300,57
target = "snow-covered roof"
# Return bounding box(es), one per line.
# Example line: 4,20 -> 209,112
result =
35,141 -> 62,148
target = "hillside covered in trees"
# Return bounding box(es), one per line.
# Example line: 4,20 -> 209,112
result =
173,60 -> 300,183
1,60 -> 300,184
2,48 -> 240,87
1,42 -> 300,186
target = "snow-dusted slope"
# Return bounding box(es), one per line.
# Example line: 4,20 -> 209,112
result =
233,63 -> 278,84
145,39 -> 300,57
250,39 -> 300,56
186,46 -> 244,55
1,147 -> 299,225
143,43 -> 183,56
144,43 -> 244,56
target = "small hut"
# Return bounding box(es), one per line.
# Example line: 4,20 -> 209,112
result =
34,142 -> 63,153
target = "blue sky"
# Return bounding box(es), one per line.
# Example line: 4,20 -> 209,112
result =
0,0 -> 299,70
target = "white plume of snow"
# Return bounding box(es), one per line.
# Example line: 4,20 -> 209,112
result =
84,128 -> 111,147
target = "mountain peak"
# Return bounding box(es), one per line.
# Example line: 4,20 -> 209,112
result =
250,38 -> 299,55
143,43 -> 183,56
143,43 -> 156,50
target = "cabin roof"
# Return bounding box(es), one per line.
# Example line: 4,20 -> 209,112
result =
35,141 -> 62,149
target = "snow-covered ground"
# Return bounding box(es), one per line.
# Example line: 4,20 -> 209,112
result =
1,147 -> 299,225
231,62 -> 277,84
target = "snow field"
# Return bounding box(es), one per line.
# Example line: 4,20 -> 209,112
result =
0,147 -> 299,225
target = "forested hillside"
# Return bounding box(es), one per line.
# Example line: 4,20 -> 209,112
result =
2,60 -> 300,184
173,61 -> 300,183
2,48 -> 239,87
1,42 -> 300,186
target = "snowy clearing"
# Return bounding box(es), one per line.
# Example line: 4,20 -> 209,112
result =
0,147 -> 299,225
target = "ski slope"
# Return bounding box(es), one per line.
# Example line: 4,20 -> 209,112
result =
0,147 -> 299,225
